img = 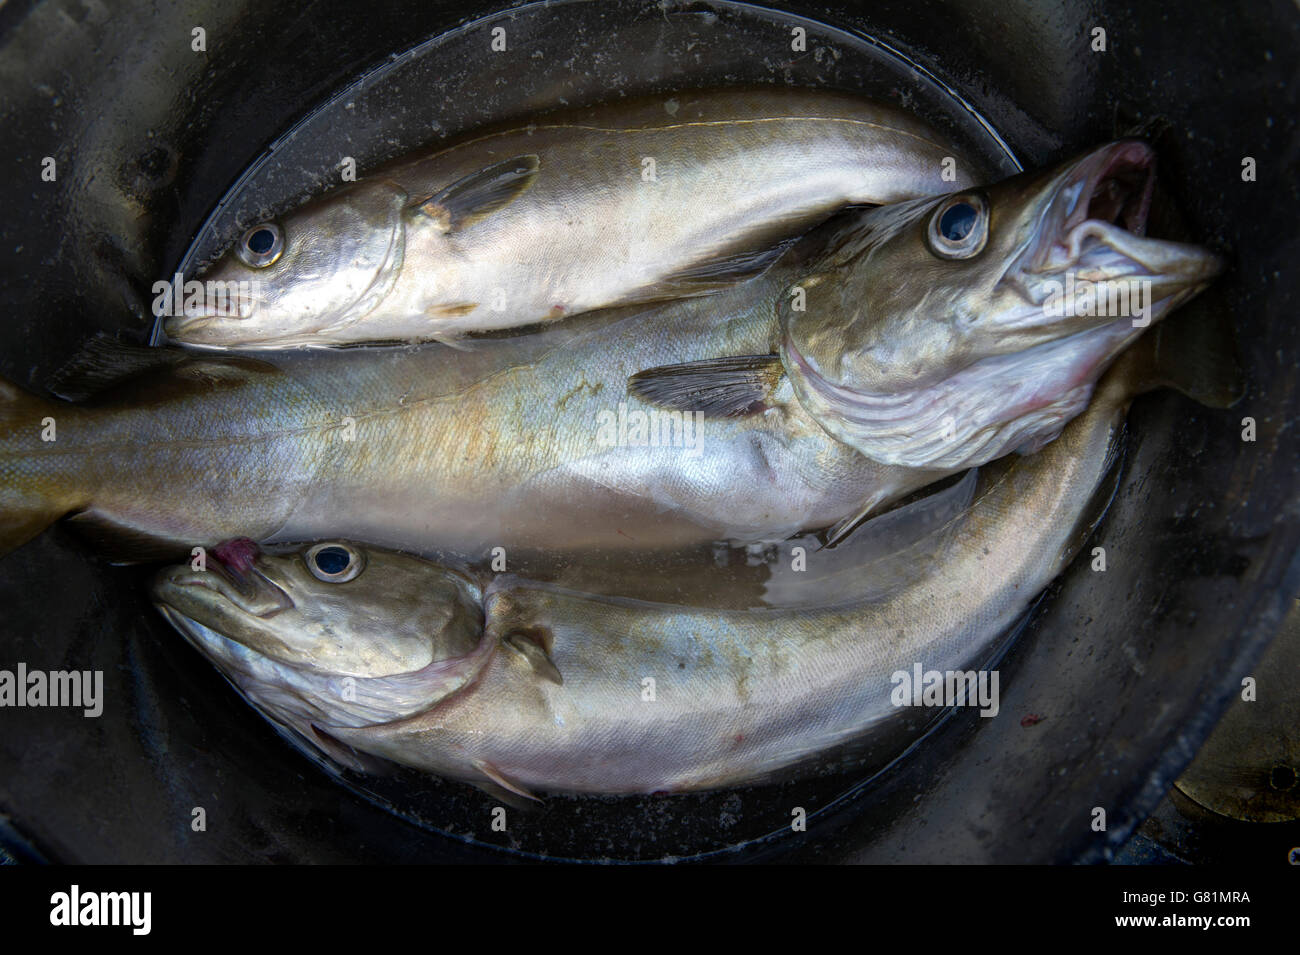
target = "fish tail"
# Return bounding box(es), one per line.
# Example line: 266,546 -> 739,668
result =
0,376 -> 77,556
1111,294 -> 1244,408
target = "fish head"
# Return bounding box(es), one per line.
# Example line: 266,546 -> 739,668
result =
781,140 -> 1225,469
151,540 -> 488,738
164,180 -> 410,349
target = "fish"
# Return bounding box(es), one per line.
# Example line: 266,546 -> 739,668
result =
164,88 -> 983,348
629,140 -> 1223,537
0,224 -> 943,563
633,140 -> 1224,472
152,339 -> 1220,796
0,144 -> 1223,561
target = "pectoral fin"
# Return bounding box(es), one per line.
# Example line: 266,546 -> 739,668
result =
819,488 -> 898,550
473,760 -> 542,805
628,355 -> 785,418
65,510 -> 194,563
305,723 -> 397,777
48,335 -> 277,402
503,628 -> 563,685
413,154 -> 541,232
645,238 -> 797,298
47,335 -> 187,401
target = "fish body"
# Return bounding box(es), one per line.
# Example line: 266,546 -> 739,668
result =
168,88 -> 981,348
151,359 -> 1135,795
1,235 -> 942,560
2,144 -> 1224,560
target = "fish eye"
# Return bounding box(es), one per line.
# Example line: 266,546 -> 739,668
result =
926,194 -> 988,259
305,543 -> 364,583
236,222 -> 284,268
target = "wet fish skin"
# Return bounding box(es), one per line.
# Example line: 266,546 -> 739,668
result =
0,227 -> 947,560
0,148 -> 1225,560
362,375 -> 1132,795
150,359 -> 1136,796
166,88 -> 981,348
777,140 -> 1225,471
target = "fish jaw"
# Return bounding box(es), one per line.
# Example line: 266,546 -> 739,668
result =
164,181 -> 410,349
782,140 -> 1224,470
1004,140 -> 1224,327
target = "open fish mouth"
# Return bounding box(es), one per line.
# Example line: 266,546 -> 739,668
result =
1039,139 -> 1157,262
1014,140 -> 1223,298
1005,139 -> 1157,289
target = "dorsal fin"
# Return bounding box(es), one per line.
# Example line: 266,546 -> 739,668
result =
473,759 -> 542,804
642,237 -> 798,298
502,628 -> 563,685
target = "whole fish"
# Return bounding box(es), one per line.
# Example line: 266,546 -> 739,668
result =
166,88 -> 981,348
0,144 -> 1221,560
150,352 -> 1161,796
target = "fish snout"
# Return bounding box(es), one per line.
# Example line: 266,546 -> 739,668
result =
1006,141 -> 1223,337
152,543 -> 294,619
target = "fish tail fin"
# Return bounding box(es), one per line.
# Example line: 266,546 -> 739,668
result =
1100,287 -> 1244,412
0,376 -> 74,556
1111,297 -> 1244,408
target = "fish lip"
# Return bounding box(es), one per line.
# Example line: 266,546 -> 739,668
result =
1061,218 -> 1225,283
161,306 -> 245,347
152,553 -> 295,620
159,283 -> 256,344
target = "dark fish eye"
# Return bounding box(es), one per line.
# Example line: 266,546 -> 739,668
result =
305,543 -> 364,583
939,203 -> 977,241
926,194 -> 988,259
246,228 -> 276,254
236,222 -> 283,268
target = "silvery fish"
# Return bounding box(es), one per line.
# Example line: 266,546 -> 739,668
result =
0,229 -> 943,562
0,144 -> 1222,561
152,348 -> 1194,797
165,88 -> 980,348
627,139 -> 1221,535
